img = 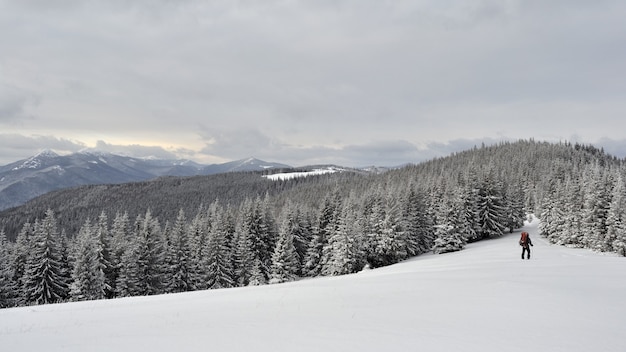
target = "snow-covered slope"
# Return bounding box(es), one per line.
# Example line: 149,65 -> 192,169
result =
263,166 -> 343,180
1,218 -> 624,352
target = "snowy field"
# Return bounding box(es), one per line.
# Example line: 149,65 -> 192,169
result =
1,217 -> 625,352
263,167 -> 340,180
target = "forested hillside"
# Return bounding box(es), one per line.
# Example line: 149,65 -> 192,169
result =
1,140 -> 624,308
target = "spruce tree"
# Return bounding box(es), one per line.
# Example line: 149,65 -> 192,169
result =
605,174 -> 626,253
188,207 -> 210,290
134,210 -> 166,296
70,220 -> 106,301
94,211 -> 115,298
206,203 -> 234,289
11,222 -> 33,305
270,212 -> 300,283
116,210 -> 165,297
22,210 -> 70,305
321,201 -> 361,276
432,194 -> 469,254
165,209 -> 193,293
0,230 -> 17,308
305,192 -> 339,276
476,174 -> 506,239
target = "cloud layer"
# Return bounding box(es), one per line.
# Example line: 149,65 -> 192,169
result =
1,1 -> 626,166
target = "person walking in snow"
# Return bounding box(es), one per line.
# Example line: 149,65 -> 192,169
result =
519,231 -> 533,259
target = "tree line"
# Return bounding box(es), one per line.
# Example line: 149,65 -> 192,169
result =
0,166 -> 523,307
2,139 -> 625,308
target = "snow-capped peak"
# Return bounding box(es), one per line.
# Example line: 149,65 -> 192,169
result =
34,148 -> 59,159
12,149 -> 60,171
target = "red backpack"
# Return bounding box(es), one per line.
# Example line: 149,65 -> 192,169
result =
519,232 -> 529,246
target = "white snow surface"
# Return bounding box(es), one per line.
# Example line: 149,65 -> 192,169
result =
1,218 -> 625,352
264,167 -> 341,180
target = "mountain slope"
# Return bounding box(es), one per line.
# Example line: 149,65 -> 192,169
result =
0,152 -> 290,210
0,217 -> 623,352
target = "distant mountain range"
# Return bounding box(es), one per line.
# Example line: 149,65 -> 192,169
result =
0,150 -> 291,211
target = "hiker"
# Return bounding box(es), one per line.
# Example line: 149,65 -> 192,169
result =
519,231 -> 533,259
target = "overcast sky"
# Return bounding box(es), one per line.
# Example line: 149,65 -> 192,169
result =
1,0 -> 626,167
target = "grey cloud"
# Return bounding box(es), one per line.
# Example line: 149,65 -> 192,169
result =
0,134 -> 85,165
93,141 -> 179,160
1,1 -> 625,167
0,84 -> 39,122
199,127 -> 274,160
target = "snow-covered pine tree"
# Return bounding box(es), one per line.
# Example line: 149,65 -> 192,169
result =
94,212 -> 115,298
188,206 -> 210,290
238,196 -> 274,283
206,202 -> 234,289
540,194 -> 568,244
165,209 -> 193,293
108,211 -> 130,297
305,191 -> 340,276
432,194 -> 468,254
605,173 -> 626,254
116,210 -> 165,297
269,211 -> 300,283
0,230 -> 17,308
560,176 -> 584,246
580,164 -> 611,250
278,201 -> 311,275
115,234 -> 140,298
70,220 -> 106,301
402,187 -> 433,256
369,192 -> 407,267
503,184 -> 526,233
320,200 -> 361,276
22,209 -> 70,305
232,219 -> 254,287
133,210 -> 166,296
476,173 -> 506,239
11,222 -> 33,305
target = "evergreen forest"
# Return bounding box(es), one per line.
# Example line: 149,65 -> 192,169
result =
1,140 -> 625,308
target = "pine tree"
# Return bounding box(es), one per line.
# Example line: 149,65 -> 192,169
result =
165,209 -> 193,293
305,191 -> 340,275
0,230 -> 17,308
321,201 -> 361,276
402,187 -> 433,256
11,222 -> 33,305
94,211 -> 115,298
70,220 -> 106,301
109,212 -> 130,297
605,174 -> 626,253
476,173 -> 506,239
270,211 -> 301,283
278,201 -> 311,275
116,210 -> 165,297
22,210 -> 70,305
134,210 -> 166,296
232,223 -> 254,287
188,207 -> 210,290
239,197 -> 275,282
205,203 -> 234,289
432,191 -> 468,254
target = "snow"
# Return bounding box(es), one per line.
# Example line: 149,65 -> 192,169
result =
1,217 -> 624,352
264,167 -> 341,180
